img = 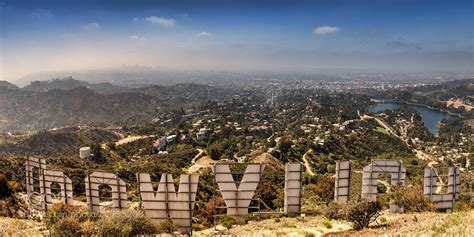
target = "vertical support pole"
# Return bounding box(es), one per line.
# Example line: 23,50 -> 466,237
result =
367,159 -> 373,200
397,160 -> 402,188
165,173 -> 169,220
41,164 -> 47,212
452,167 -> 457,211
429,167 -> 433,200
299,162 -> 303,213
87,171 -> 93,211
334,161 -> 339,200
63,173 -> 68,204
258,162 -> 263,217
26,157 -> 31,196
188,174 -> 193,235
136,173 -> 142,209
25,157 -> 31,216
235,165 -> 239,215
116,173 -> 121,209
348,161 -> 352,200
212,163 -> 216,229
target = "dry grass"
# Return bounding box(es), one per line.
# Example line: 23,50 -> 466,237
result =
194,211 -> 473,236
0,217 -> 45,236
328,210 -> 473,236
447,99 -> 473,111
1,210 -> 472,236
195,216 -> 352,236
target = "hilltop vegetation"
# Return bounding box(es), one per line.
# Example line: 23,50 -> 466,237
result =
0,127 -> 120,157
0,81 -> 19,90
22,77 -> 128,94
0,82 -> 233,132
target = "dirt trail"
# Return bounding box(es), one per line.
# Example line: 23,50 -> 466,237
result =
188,148 -> 210,173
302,149 -> 315,176
115,135 -> 154,146
361,114 -> 433,161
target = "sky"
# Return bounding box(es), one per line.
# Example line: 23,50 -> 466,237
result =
0,0 -> 473,81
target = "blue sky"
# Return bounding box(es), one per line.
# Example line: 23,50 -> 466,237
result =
1,0 -> 473,81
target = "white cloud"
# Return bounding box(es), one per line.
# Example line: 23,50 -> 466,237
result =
144,16 -> 176,27
313,26 -> 340,35
129,35 -> 146,41
82,22 -> 100,31
196,32 -> 212,37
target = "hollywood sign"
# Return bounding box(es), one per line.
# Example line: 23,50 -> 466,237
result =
24,157 -> 460,234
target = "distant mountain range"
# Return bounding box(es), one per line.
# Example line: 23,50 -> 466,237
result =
0,78 -> 234,132
0,81 -> 19,90
13,68 -> 206,87
22,77 -> 128,94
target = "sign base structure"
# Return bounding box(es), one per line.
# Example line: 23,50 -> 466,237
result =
25,157 -> 73,211
284,162 -> 303,214
334,160 -> 352,204
362,160 -> 406,213
424,166 -> 460,213
212,163 -> 265,216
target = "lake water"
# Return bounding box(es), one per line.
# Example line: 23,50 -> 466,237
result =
368,102 -> 454,135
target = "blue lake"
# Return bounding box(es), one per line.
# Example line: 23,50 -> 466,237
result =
368,102 -> 454,135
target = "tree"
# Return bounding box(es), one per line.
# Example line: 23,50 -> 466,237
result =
315,174 -> 335,203
279,138 -> 293,154
0,173 -> 12,198
346,199 -> 383,229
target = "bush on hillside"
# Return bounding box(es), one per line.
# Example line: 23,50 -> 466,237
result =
315,174 -> 335,203
46,203 -> 95,236
322,201 -> 346,220
217,215 -> 243,229
346,198 -> 383,230
155,220 -> 177,233
45,203 -> 83,228
0,173 -> 13,198
392,185 -> 433,212
0,196 -> 27,218
51,216 -> 82,236
95,209 -> 158,236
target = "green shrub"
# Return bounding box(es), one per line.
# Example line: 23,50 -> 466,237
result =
217,215 -> 242,229
454,201 -> 470,212
314,175 -> 335,203
80,220 -> 97,235
322,202 -> 345,220
45,203 -> 82,228
0,196 -> 26,218
392,185 -> 433,212
95,209 -> 158,236
0,173 -> 13,198
156,220 -> 177,234
51,216 -> 82,236
322,220 -> 332,229
346,199 -> 383,230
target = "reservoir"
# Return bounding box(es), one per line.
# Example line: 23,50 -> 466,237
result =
368,102 -> 454,135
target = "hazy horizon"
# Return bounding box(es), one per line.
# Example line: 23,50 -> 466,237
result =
1,0 -> 473,82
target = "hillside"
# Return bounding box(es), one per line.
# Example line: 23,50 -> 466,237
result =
0,87 -> 158,132
0,83 -> 232,132
0,127 -> 121,157
23,77 -> 128,94
0,81 -> 19,90
2,210 -> 471,236
196,211 -> 473,236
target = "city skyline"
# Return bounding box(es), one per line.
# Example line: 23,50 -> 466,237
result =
1,0 -> 473,81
